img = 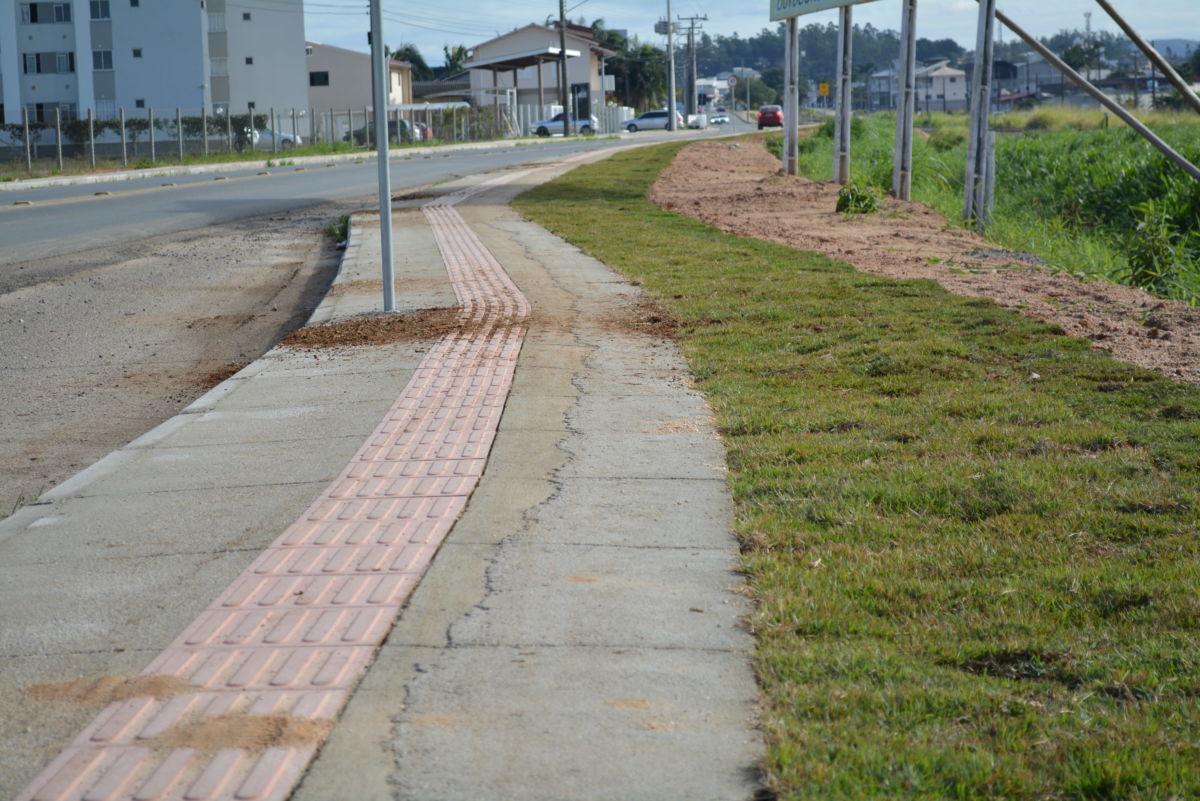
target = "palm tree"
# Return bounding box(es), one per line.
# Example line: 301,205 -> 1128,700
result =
388,42 -> 434,81
441,44 -> 469,77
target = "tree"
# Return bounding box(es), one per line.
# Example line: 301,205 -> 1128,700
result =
1180,48 -> 1200,82
1062,41 -> 1102,74
916,37 -> 964,64
616,43 -> 667,110
588,19 -> 665,109
440,44 -> 469,77
389,42 -> 433,81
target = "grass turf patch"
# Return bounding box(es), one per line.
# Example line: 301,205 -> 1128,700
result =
513,141 -> 1200,800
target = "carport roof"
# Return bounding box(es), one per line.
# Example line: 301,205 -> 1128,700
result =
463,46 -> 580,71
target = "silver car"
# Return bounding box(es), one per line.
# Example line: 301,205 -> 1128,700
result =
254,128 -> 302,149
625,110 -> 685,132
532,113 -> 598,136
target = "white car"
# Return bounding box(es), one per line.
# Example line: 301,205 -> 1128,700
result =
532,113 -> 599,136
254,128 -> 302,148
710,113 -> 730,125
625,110 -> 686,132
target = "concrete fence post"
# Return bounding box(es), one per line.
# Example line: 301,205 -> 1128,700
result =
88,108 -> 96,168
23,107 -> 32,173
55,106 -> 63,171
119,107 -> 127,166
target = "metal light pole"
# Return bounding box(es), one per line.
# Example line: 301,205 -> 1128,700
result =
369,0 -> 395,312
666,0 -> 676,129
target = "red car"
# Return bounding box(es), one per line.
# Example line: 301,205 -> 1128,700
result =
757,105 -> 783,129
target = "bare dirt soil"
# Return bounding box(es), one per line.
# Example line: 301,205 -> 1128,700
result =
281,306 -> 465,349
649,137 -> 1200,384
0,202 -> 354,512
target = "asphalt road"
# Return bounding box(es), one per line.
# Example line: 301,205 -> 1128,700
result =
0,129 -> 735,280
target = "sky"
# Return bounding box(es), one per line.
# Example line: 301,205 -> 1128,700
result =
301,0 -> 1197,66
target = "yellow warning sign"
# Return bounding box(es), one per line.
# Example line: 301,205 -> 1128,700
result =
818,82 -> 830,97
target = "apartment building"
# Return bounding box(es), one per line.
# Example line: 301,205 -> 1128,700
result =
0,0 -> 308,124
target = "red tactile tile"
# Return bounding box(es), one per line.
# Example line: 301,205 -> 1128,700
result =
18,171 -> 531,801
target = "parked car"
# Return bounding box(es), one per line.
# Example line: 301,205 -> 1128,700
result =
532,112 -> 599,136
344,119 -> 417,145
757,105 -> 784,129
255,128 -> 302,148
625,110 -> 685,132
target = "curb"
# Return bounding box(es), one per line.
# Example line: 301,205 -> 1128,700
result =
0,136 -> 591,192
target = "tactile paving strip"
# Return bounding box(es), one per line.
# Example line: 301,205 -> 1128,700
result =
17,171 -> 533,801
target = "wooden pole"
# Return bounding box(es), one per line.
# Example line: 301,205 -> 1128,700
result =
832,5 -> 853,184
964,0 -> 996,227
892,0 -> 918,199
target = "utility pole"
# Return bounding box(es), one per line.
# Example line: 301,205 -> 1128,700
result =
654,14 -> 677,126
559,0 -> 571,136
677,15 -> 707,116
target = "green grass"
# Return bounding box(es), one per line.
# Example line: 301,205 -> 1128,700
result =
771,113 -> 1200,303
514,141 -> 1200,799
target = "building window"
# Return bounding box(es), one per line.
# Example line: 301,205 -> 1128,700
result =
209,57 -> 227,77
96,100 -> 116,119
90,0 -> 110,18
244,56 -> 253,65
213,103 -> 229,115
132,48 -> 142,58
26,102 -> 77,122
135,98 -> 145,108
21,52 -> 75,74
207,13 -> 224,32
309,71 -> 330,87
130,0 -> 138,6
93,50 -> 113,70
305,45 -> 313,56
242,11 -> 250,20
20,3 -> 73,23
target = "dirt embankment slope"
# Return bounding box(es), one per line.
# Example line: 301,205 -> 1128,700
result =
649,137 -> 1200,384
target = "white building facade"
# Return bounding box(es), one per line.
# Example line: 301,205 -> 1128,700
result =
305,41 -> 412,111
0,0 -> 307,124
465,23 -> 614,114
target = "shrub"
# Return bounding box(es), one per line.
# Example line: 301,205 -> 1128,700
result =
836,181 -> 881,214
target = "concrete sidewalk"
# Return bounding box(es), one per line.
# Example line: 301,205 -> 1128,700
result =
0,149 -> 762,800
